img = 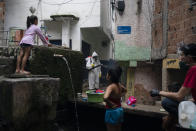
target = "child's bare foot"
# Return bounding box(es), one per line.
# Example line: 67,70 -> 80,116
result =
15,70 -> 20,74
20,70 -> 31,75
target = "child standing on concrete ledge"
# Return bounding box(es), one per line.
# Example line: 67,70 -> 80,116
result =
15,15 -> 52,75
104,65 -> 127,131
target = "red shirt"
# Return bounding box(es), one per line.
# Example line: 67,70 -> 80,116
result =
183,66 -> 196,101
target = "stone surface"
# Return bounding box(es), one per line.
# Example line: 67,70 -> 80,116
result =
0,46 -> 85,104
0,76 -> 60,131
0,58 -> 15,76
29,46 -> 85,103
70,100 -> 167,118
134,84 -> 156,105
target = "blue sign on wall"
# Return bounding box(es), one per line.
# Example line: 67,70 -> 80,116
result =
117,26 -> 131,34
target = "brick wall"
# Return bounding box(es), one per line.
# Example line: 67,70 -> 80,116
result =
167,1 -> 196,54
153,0 -> 196,56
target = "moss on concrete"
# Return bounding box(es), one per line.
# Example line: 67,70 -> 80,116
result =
0,77 -> 60,131
0,46 -> 85,104
29,46 -> 85,104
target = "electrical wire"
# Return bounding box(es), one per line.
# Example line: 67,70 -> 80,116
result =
55,0 -> 73,14
80,0 -> 97,26
42,0 -> 73,5
42,0 -> 100,5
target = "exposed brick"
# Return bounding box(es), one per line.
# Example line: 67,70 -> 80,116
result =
183,27 -> 192,36
168,15 -> 178,25
154,0 -> 162,14
191,16 -> 196,27
176,31 -> 183,40
184,34 -> 196,44
167,45 -> 177,54
168,32 -> 177,42
184,19 -> 192,29
175,38 -> 184,45
153,0 -> 196,57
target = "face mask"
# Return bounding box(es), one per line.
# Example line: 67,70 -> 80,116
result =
179,61 -> 190,70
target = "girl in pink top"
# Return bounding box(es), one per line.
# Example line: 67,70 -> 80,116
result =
15,15 -> 51,75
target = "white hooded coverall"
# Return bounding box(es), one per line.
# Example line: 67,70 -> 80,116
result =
86,52 -> 101,90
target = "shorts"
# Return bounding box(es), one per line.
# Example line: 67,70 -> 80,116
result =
20,43 -> 32,47
105,107 -> 123,124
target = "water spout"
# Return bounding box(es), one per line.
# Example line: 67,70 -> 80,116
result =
54,54 -> 63,57
54,54 -> 80,131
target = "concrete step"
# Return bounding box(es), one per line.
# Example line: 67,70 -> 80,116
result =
0,58 -> 14,65
0,58 -> 15,75
155,100 -> 162,106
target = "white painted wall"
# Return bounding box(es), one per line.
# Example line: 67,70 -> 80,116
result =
114,0 -> 154,47
71,22 -> 81,51
5,0 -> 100,29
100,0 -> 114,59
100,0 -> 113,39
4,0 -> 101,51
81,28 -> 111,60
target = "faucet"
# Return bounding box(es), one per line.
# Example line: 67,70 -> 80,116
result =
53,54 -> 63,57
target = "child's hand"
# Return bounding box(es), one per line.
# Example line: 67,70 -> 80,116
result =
48,43 -> 52,47
111,104 -> 118,109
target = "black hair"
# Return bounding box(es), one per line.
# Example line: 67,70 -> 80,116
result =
180,43 -> 196,61
26,15 -> 38,28
107,65 -> 122,84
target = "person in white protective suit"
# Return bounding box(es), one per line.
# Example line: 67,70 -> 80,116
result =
86,51 -> 102,90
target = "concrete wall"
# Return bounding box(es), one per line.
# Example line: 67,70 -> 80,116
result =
0,77 -> 60,131
4,0 -> 101,51
151,0 -> 164,59
100,0 -> 113,59
0,2 -> 5,46
100,0 -> 113,40
4,0 -> 100,30
114,0 -> 153,62
44,21 -> 62,40
134,64 -> 162,92
0,46 -> 85,104
81,27 -> 111,60
126,61 -> 162,105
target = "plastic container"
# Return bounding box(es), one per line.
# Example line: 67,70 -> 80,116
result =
178,101 -> 196,128
86,90 -> 104,103
190,112 -> 196,129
